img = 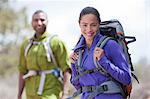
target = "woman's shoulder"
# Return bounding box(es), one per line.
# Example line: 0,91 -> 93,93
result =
106,39 -> 118,46
73,35 -> 86,52
104,39 -> 122,53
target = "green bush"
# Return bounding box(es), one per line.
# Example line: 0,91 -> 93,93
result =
0,44 -> 19,76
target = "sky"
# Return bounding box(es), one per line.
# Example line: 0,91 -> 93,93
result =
9,0 -> 150,64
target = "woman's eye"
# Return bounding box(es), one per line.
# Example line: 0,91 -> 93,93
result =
91,24 -> 97,27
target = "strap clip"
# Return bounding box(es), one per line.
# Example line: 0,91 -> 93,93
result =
102,85 -> 108,91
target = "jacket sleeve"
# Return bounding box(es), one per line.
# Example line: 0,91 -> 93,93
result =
50,36 -> 71,72
17,39 -> 28,74
98,40 -> 131,85
70,63 -> 81,90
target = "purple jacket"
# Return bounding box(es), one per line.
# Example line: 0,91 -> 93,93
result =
71,31 -> 131,99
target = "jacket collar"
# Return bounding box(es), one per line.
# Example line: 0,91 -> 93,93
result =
74,31 -> 103,52
32,32 -> 48,41
73,35 -> 86,52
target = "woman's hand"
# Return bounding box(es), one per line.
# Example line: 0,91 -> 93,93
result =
93,47 -> 104,61
70,52 -> 79,63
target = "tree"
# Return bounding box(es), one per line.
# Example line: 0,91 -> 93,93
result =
0,0 -> 30,77
0,0 -> 29,34
0,0 -> 29,44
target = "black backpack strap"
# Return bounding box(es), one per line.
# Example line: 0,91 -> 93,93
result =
124,36 -> 136,44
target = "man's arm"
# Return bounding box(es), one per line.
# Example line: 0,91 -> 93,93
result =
18,73 -> 25,99
61,69 -> 71,99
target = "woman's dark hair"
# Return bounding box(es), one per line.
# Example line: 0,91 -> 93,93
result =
79,7 -> 101,24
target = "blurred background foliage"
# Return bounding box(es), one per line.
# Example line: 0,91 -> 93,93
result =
0,0 -> 30,77
0,0 -> 150,99
0,0 -> 30,98
0,0 -> 29,35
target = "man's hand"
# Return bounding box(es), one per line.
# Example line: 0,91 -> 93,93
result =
60,92 -> 69,99
18,96 -> 22,99
60,69 -> 71,99
18,73 -> 25,99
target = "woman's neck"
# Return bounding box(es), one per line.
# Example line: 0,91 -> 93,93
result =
86,39 -> 93,49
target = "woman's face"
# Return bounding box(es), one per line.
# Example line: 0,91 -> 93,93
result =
79,14 -> 100,42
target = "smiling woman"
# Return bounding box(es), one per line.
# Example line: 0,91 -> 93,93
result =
69,6 -> 132,99
79,13 -> 100,48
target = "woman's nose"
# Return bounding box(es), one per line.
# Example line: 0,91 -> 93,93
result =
86,26 -> 92,32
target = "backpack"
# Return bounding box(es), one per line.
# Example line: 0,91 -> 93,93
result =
70,19 -> 139,99
23,34 -> 64,95
97,19 -> 139,98
24,34 -> 63,82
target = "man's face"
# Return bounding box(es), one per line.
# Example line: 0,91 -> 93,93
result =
32,12 -> 48,35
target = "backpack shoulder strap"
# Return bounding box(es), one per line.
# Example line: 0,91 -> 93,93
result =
24,34 -> 58,66
96,36 -> 114,48
94,36 -> 114,75
24,38 -> 33,58
45,34 -> 63,81
44,34 -> 58,66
